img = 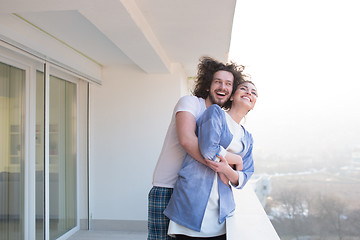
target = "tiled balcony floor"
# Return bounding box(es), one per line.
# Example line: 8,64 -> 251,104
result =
67,230 -> 147,240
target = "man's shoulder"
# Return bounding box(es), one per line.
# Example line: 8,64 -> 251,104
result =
175,95 -> 206,119
176,95 -> 205,109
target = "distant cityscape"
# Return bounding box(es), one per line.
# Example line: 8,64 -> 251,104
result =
249,145 -> 360,239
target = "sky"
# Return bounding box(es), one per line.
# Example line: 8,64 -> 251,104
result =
229,0 -> 360,158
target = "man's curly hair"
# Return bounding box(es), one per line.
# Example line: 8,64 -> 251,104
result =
192,56 -> 247,110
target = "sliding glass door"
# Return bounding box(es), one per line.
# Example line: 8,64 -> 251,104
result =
35,71 -> 78,240
48,75 -> 77,239
0,62 -> 26,240
0,50 -> 79,240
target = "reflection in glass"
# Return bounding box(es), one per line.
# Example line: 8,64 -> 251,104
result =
49,75 -> 77,239
0,62 -> 26,240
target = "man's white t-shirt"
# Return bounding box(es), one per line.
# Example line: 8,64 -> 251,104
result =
152,95 -> 207,188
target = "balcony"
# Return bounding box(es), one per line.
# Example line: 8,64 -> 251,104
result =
68,178 -> 280,240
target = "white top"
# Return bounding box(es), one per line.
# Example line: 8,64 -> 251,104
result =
152,95 -> 207,188
168,111 -> 245,237
224,112 -> 245,154
168,174 -> 225,237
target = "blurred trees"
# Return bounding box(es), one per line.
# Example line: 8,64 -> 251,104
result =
266,187 -> 360,240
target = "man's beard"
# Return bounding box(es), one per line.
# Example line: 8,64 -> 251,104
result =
208,91 -> 227,106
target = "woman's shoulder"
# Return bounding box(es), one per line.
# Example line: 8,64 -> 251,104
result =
207,104 -> 225,115
199,104 -> 225,122
241,125 -> 253,141
207,104 -> 223,113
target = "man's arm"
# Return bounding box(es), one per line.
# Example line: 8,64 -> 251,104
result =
176,111 -> 208,165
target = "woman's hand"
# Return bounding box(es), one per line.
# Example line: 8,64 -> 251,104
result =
224,152 -> 243,170
204,154 -> 239,186
204,156 -> 230,185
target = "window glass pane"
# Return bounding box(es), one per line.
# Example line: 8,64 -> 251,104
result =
35,70 -> 44,240
49,75 -> 77,239
0,61 -> 26,240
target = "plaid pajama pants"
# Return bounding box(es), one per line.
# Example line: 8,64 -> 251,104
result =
148,186 -> 175,240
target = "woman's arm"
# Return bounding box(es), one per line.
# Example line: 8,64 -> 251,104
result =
197,105 -> 226,161
196,104 -> 242,184
236,140 -> 255,189
176,110 -> 235,173
206,151 -> 243,186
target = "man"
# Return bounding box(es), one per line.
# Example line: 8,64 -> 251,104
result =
148,56 -> 246,240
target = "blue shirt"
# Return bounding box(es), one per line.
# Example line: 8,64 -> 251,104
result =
164,104 -> 255,232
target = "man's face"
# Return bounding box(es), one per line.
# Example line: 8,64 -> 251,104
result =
207,70 -> 234,106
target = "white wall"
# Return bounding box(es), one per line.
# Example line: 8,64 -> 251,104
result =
77,79 -> 89,226
89,63 -> 187,222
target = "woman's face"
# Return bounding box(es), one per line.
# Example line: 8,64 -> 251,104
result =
232,82 -> 258,110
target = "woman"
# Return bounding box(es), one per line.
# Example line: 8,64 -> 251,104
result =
164,81 -> 258,239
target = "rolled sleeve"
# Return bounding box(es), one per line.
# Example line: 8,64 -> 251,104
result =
238,138 -> 255,189
230,171 -> 245,189
213,146 -> 227,162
